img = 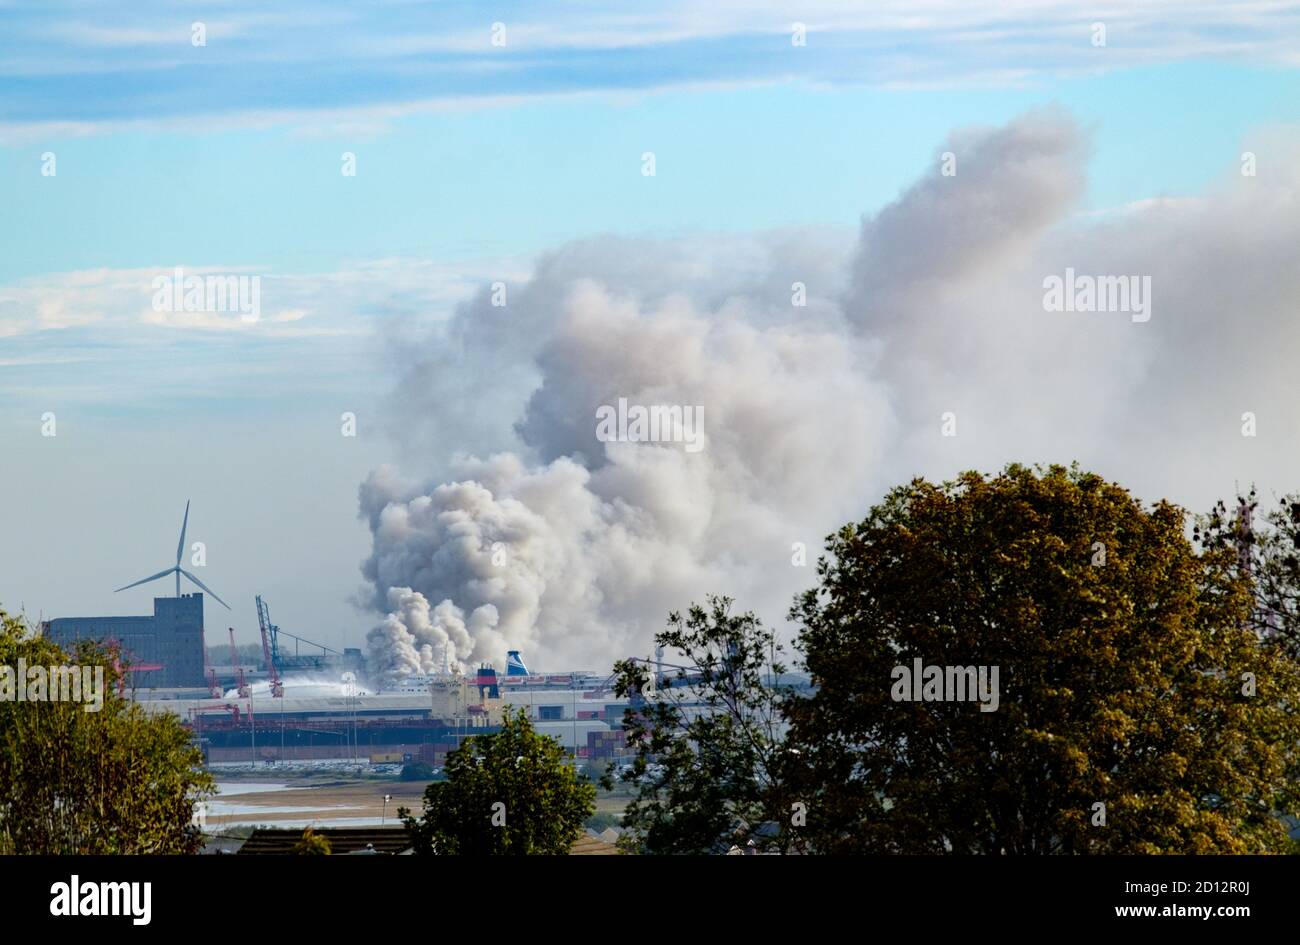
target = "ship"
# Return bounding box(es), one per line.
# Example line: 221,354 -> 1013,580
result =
136,651 -> 637,767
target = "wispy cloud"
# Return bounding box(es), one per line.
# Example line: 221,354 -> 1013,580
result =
0,254 -> 528,414
0,256 -> 530,340
3,1 -> 1298,136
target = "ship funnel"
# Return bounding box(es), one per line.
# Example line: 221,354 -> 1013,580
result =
505,650 -> 530,676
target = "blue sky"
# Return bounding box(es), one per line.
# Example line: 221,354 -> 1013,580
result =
4,1 -> 1300,659
4,65 -> 1300,282
4,2 -> 1300,283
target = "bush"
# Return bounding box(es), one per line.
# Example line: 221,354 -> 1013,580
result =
292,827 -> 331,855
400,761 -> 435,781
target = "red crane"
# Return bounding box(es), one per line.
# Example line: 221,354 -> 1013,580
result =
102,637 -> 163,694
228,627 -> 250,699
206,668 -> 222,699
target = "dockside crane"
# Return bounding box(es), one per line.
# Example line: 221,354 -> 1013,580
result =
228,627 -> 251,699
256,597 -> 284,697
255,593 -> 342,673
102,637 -> 164,695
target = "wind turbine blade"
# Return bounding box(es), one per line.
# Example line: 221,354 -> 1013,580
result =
180,569 -> 230,609
176,500 -> 191,567
115,567 -> 177,593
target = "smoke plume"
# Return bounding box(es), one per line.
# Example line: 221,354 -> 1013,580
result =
360,108 -> 1300,677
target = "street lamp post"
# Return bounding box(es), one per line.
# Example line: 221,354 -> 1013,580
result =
341,672 -> 357,768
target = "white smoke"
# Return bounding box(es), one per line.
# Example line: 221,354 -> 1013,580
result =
364,586 -> 487,685
360,108 -> 1300,674
228,673 -> 371,699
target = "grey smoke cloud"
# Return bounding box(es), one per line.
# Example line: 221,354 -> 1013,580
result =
360,109 -> 1300,676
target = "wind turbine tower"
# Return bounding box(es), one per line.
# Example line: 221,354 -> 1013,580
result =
114,500 -> 230,609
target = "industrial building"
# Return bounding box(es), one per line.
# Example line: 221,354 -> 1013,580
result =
41,502 -> 227,689
42,593 -> 208,688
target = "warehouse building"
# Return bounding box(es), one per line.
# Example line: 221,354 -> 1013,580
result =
42,593 -> 207,688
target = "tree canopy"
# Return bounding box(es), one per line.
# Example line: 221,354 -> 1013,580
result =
1196,487 -> 1300,661
401,708 -> 595,854
0,607 -> 214,854
609,596 -> 800,854
786,464 -> 1300,853
292,827 -> 332,855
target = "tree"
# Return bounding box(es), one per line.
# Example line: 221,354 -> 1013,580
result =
787,464 -> 1300,854
0,607 -> 215,854
401,708 -> 595,854
608,596 -> 801,854
292,826 -> 331,855
1196,487 -> 1300,660
400,760 -> 435,781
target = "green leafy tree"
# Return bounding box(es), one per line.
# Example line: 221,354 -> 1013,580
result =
608,596 -> 801,854
400,760 -> 435,781
787,464 -> 1300,853
0,607 -> 215,854
292,826 -> 331,855
1196,488 -> 1300,660
401,708 -> 595,854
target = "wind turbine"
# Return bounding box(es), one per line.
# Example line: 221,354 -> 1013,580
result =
114,500 -> 230,609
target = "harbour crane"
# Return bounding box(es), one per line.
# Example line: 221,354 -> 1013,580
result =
256,599 -> 284,697
255,593 -> 341,674
228,627 -> 250,699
